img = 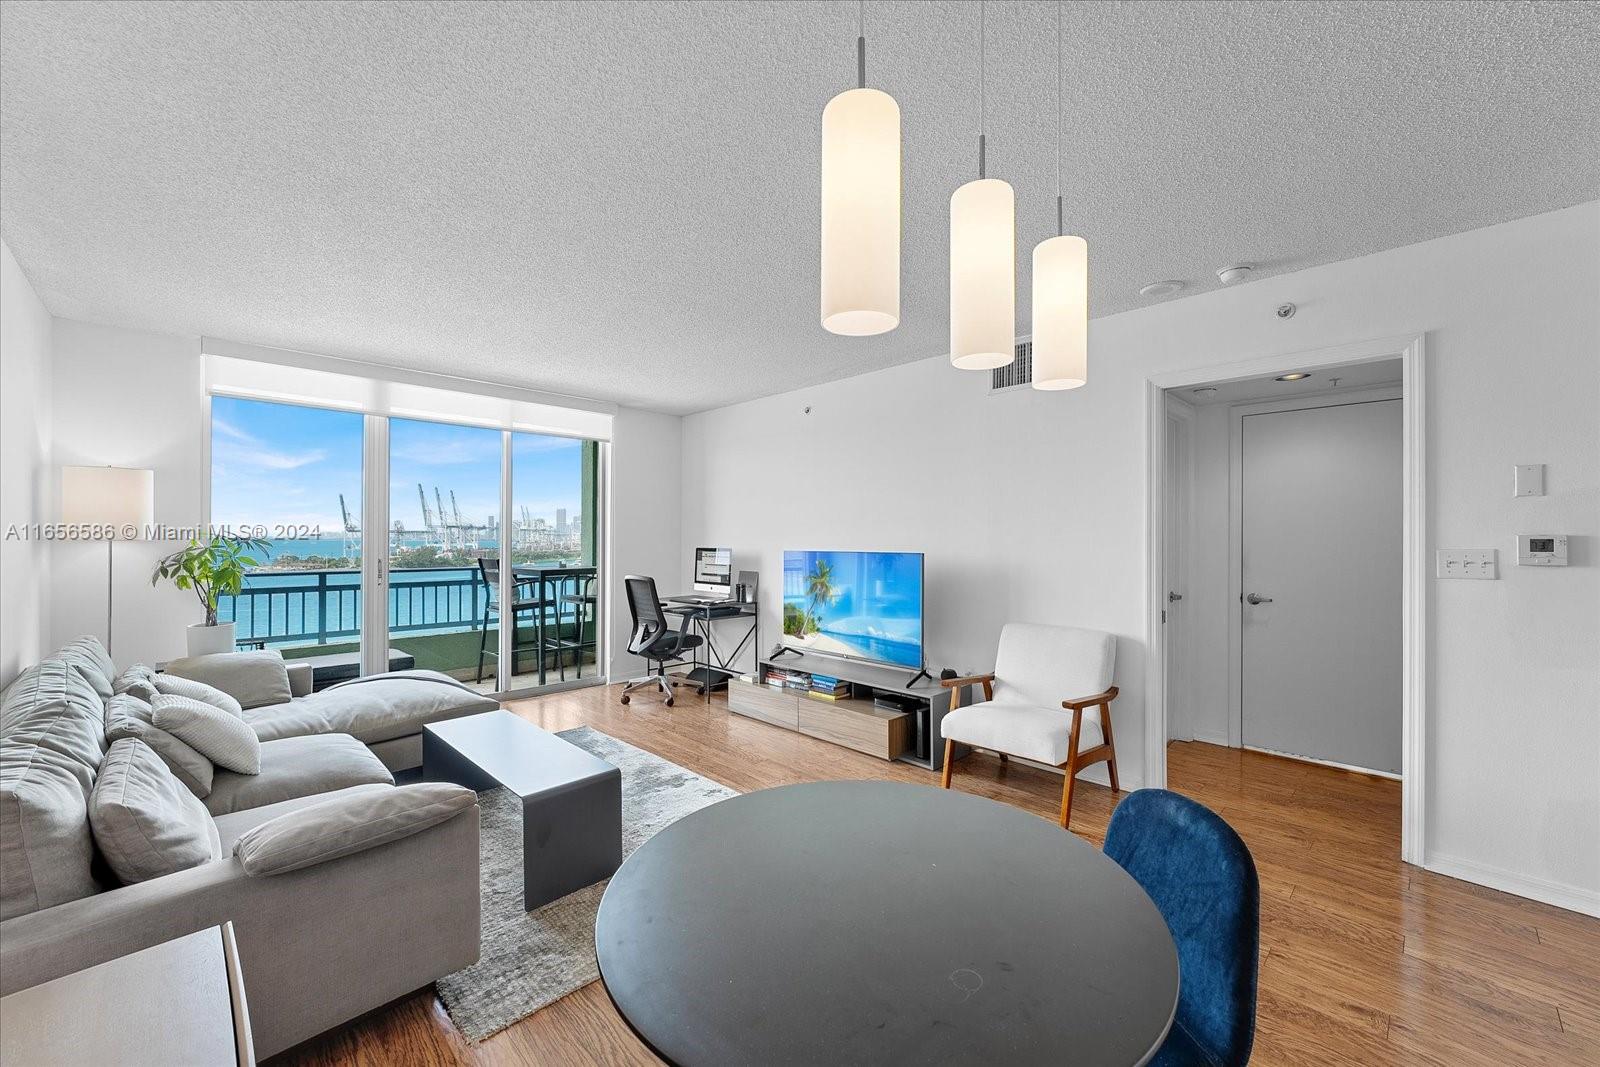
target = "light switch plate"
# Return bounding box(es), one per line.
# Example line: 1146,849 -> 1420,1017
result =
1514,463 -> 1544,497
1436,549 -> 1497,580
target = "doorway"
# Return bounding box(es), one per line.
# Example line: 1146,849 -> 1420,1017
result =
1145,335 -> 1427,863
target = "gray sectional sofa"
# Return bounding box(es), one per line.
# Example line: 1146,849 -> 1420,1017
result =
0,638 -> 498,1059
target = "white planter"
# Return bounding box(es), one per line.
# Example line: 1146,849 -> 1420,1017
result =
186,622 -> 237,658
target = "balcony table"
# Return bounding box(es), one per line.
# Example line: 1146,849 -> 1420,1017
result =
511,565 -> 598,686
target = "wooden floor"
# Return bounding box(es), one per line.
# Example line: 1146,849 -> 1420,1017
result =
276,683 -> 1600,1066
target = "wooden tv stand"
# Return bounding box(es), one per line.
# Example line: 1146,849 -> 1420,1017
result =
727,651 -> 969,770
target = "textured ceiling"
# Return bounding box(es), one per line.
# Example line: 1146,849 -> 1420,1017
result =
3,1 -> 1597,414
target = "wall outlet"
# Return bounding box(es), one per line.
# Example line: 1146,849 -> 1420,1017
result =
1436,549 -> 1497,580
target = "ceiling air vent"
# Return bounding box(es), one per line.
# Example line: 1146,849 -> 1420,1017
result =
989,340 -> 1033,393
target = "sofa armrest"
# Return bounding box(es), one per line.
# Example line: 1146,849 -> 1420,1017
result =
163,650 -> 292,710
234,783 -> 476,875
0,803 -> 479,1059
286,662 -> 313,698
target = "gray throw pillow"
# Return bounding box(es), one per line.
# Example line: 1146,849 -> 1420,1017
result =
104,694 -> 215,799
112,664 -> 158,702
152,673 -> 243,717
233,783 -> 476,876
151,694 -> 261,774
162,650 -> 292,710
90,739 -> 222,884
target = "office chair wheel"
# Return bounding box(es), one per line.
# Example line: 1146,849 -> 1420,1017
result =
620,694 -> 631,705
666,697 -> 675,707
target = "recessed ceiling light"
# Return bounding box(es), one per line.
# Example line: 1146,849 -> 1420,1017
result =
1191,387 -> 1218,397
1139,280 -> 1184,298
1216,265 -> 1253,285
1275,372 -> 1311,382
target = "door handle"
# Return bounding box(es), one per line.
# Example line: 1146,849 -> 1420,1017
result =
1246,592 -> 1273,605
1168,591 -> 1183,603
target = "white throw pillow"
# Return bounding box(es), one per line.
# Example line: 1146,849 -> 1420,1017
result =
152,673 -> 243,717
151,694 -> 261,775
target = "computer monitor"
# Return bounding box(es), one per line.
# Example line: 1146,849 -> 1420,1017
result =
693,547 -> 733,595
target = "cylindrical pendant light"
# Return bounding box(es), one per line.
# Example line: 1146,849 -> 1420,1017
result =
951,1 -> 1015,370
1032,2 -> 1090,390
821,3 -> 900,336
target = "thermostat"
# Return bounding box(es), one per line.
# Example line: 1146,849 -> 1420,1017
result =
1516,535 -> 1567,567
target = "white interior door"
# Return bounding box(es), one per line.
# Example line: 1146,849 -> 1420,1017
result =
1164,409 -> 1191,741
1241,399 -> 1402,773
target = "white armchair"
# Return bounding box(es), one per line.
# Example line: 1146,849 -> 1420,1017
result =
938,623 -> 1120,830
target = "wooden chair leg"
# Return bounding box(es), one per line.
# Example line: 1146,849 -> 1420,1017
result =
1100,700 -> 1120,793
1060,707 -> 1084,830
940,739 -> 955,789
1059,764 -> 1078,830
998,753 -> 1009,764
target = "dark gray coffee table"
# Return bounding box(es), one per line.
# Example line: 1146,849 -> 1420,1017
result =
595,781 -> 1179,1066
423,710 -> 620,910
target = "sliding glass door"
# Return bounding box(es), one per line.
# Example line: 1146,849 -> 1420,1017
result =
209,396 -> 366,666
506,432 -> 602,689
210,394 -> 606,696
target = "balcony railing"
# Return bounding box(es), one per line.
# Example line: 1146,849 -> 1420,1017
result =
218,566 -> 502,648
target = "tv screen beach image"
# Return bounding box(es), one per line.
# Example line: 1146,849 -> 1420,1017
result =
781,551 -> 923,668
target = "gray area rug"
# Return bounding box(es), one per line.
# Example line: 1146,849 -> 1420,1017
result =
436,725 -> 738,1043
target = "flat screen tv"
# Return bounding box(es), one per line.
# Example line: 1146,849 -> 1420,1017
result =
781,550 -> 924,670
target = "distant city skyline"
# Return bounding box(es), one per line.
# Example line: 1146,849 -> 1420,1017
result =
211,396 -> 588,536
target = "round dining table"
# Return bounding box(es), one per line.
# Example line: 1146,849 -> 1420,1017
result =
594,780 -> 1179,1066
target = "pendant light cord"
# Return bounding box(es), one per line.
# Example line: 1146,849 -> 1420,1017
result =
857,0 -> 866,88
1056,0 -> 1063,236
978,0 -> 987,179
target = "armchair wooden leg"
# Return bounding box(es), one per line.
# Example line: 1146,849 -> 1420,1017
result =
940,739 -> 955,789
1100,700 -> 1121,793
1059,766 -> 1078,830
1060,708 -> 1084,830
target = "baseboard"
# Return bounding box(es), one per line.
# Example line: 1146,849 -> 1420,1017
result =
1242,744 -> 1400,781
1424,851 -> 1600,918
1184,732 -> 1231,747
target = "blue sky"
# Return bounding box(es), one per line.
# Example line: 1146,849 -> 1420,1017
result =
211,397 -> 584,535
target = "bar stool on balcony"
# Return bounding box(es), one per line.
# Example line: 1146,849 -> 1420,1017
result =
476,557 -> 544,686
568,573 -> 600,678
545,571 -> 598,682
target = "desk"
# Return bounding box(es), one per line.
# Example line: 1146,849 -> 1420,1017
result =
511,565 -> 598,686
596,781 -> 1178,1066
662,600 -> 758,703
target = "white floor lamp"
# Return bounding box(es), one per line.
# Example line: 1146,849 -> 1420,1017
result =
60,465 -> 154,660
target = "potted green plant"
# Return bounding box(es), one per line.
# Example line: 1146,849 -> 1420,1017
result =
151,534 -> 271,656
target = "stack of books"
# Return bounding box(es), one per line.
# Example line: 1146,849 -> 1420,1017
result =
763,668 -> 812,691
808,674 -> 852,701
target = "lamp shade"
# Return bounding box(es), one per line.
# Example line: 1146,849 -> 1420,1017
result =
1031,234 -> 1089,390
61,466 -> 154,537
821,87 -> 900,336
949,177 -> 1015,369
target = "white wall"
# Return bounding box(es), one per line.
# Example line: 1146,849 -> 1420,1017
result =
0,240 -> 54,686
608,407 -> 683,679
48,320 -> 205,665
682,202 -> 1600,911
40,318 -> 683,675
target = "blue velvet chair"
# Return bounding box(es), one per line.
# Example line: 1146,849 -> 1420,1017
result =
1104,789 -> 1260,1067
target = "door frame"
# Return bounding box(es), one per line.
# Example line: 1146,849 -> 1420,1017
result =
1162,395 -> 1196,742
1227,386 -> 1402,754
1145,333 -> 1427,865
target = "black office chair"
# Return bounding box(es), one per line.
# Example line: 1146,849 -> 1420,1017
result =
619,575 -> 701,707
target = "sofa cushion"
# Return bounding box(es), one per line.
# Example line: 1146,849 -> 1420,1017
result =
203,734 -> 394,817
89,739 -> 222,884
233,782 -> 476,876
940,700 -> 1104,766
51,636 -> 118,701
211,782 -> 394,852
0,661 -> 110,920
104,693 -> 214,799
244,671 -> 497,746
151,695 -> 261,774
163,650 -> 292,710
151,673 -> 243,717
112,664 -> 158,702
